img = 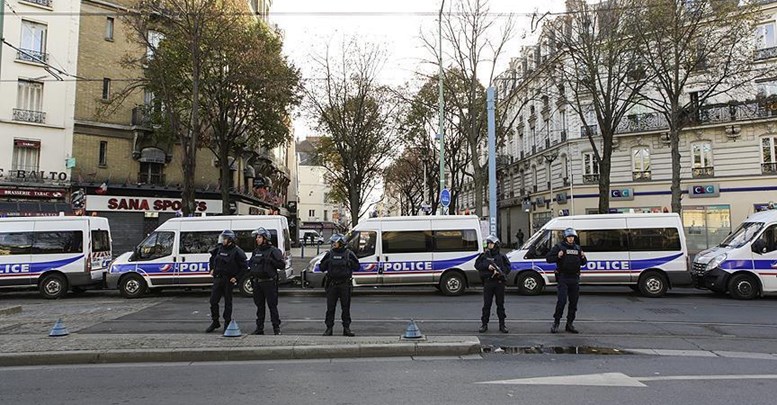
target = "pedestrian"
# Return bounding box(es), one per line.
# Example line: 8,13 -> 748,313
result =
476,235 -> 511,334
546,227 -> 587,334
248,227 -> 286,335
206,230 -> 248,333
320,233 -> 360,337
516,229 -> 525,247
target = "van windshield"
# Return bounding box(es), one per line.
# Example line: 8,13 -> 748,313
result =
719,222 -> 763,249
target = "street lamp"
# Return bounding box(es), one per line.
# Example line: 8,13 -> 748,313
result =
438,0 -> 446,215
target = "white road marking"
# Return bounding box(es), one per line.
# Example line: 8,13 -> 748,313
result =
477,373 -> 777,387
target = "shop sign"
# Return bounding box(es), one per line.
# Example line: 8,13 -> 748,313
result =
14,139 -> 40,149
610,188 -> 634,201
0,169 -> 69,183
0,188 -> 66,199
689,184 -> 720,198
86,195 -> 222,214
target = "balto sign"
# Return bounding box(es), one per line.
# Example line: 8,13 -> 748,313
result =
86,195 -> 222,214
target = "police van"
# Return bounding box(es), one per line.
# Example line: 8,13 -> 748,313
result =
301,215 -> 484,295
692,209 -> 777,299
0,216 -> 112,299
107,215 -> 292,298
506,213 -> 689,298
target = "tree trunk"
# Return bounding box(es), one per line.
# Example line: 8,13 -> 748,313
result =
219,145 -> 231,215
670,126 -> 682,214
597,133 -> 613,214
182,29 -> 202,216
350,187 -> 360,227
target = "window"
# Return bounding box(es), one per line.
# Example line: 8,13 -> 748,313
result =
754,225 -> 777,254
577,229 -> 628,252
308,209 -> 315,218
583,152 -> 599,184
433,230 -> 478,252
132,231 -> 174,261
762,136 -> 777,174
180,231 -> 220,254
16,80 -> 43,113
347,231 -> 377,258
146,30 -> 163,59
524,229 -> 562,259
31,232 -> 83,254
139,162 -> 164,185
19,20 -> 47,63
12,142 -> 40,172
629,228 -> 681,252
91,230 -> 111,252
99,141 -> 108,167
105,17 -> 115,41
692,142 -> 714,177
756,22 -> 776,50
632,147 -> 651,180
102,78 -> 111,100
0,233 -> 33,255
324,210 -> 329,221
757,80 -> 777,97
235,230 -> 279,252
382,231 -> 432,254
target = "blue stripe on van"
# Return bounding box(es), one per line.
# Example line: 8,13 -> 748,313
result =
720,259 -> 777,271
511,253 -> 684,272
0,255 -> 84,275
312,254 -> 480,273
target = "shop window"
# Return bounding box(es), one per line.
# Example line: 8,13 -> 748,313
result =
682,205 -> 731,252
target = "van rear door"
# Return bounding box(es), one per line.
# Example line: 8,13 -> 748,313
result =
0,221 -> 33,288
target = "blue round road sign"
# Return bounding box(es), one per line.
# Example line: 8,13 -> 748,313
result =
440,188 -> 451,207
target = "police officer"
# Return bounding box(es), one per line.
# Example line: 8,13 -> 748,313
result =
248,227 -> 286,335
475,235 -> 511,333
546,228 -> 587,334
320,234 -> 360,337
206,230 -> 248,333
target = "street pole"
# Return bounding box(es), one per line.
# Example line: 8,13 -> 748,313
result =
487,87 -> 497,237
0,0 -> 5,81
438,0 -> 446,215
568,143 -> 575,215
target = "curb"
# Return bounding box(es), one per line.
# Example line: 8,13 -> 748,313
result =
0,341 -> 481,367
0,305 -> 22,316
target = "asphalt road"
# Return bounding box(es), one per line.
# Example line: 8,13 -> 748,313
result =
2,353 -> 776,404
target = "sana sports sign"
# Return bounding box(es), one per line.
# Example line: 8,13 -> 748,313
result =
86,195 -> 223,214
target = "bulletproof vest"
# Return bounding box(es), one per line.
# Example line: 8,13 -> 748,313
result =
327,250 -> 351,280
558,244 -> 583,275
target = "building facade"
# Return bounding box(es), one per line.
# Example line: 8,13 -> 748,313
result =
296,137 -> 349,237
456,1 -> 777,253
0,0 -> 81,216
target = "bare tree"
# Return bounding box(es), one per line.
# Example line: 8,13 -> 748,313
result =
633,0 -> 766,213
384,151 -> 425,216
552,0 -> 651,213
305,40 -> 400,226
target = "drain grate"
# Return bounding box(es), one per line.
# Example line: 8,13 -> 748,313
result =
482,345 -> 631,355
646,308 -> 684,314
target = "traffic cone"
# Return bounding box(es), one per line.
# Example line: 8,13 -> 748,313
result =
49,319 -> 69,337
402,319 -> 424,340
223,320 -> 242,337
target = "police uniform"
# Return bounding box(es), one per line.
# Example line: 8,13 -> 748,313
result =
475,244 -> 511,333
207,236 -> 248,333
320,244 -> 360,336
248,241 -> 286,335
546,232 -> 587,333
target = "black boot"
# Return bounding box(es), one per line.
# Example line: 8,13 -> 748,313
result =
479,324 -> 488,333
550,322 -> 560,334
273,326 -> 281,335
205,321 -> 220,333
323,327 -> 333,336
252,328 -> 264,335
499,324 -> 509,334
565,323 -> 579,334
343,327 -> 355,337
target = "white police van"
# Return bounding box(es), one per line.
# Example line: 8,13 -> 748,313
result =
507,213 -> 689,298
107,215 -> 292,298
0,216 -> 112,299
692,209 -> 777,299
301,215 -> 484,295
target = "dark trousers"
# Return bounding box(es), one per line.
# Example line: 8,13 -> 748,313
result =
209,276 -> 233,323
554,274 -> 580,324
325,282 -> 352,328
253,279 -> 280,329
481,281 -> 506,325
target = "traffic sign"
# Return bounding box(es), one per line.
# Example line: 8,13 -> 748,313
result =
440,188 -> 451,207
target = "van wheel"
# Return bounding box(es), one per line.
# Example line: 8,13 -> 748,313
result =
638,271 -> 668,298
39,273 -> 68,299
240,277 -> 254,297
516,272 -> 544,296
728,273 -> 759,300
119,274 -> 147,299
440,272 -> 465,296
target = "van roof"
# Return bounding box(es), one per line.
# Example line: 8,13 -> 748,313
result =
0,216 -> 100,222
360,215 -> 479,223
743,209 -> 777,223
165,215 -> 287,223
551,213 -> 680,221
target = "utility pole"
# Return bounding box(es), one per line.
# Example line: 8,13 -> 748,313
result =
487,87 -> 497,237
0,0 -> 5,81
437,0 -> 446,215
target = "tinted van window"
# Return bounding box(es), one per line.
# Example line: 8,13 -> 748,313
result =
32,231 -> 83,254
630,228 -> 681,251
577,229 -> 628,252
347,231 -> 377,258
382,231 -> 432,254
433,230 -> 478,252
236,230 -> 279,252
180,231 -> 220,254
91,230 -> 111,252
0,232 -> 32,255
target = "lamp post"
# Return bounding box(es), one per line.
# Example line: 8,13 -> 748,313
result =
438,0 -> 446,215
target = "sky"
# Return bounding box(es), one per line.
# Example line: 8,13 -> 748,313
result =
270,0 -> 567,139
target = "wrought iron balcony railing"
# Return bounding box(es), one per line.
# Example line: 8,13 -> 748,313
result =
692,166 -> 715,178
16,49 -> 48,64
583,174 -> 599,184
12,108 -> 45,124
632,170 -> 652,181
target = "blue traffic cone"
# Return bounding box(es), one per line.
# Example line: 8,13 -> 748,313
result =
49,319 -> 69,337
223,320 -> 242,337
402,319 -> 424,339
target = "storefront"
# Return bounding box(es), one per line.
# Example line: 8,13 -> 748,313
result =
0,159 -> 72,216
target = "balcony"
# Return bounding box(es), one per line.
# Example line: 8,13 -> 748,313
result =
21,0 -> 52,7
632,170 -> 652,181
12,108 -> 46,124
138,172 -> 165,185
581,124 -> 599,137
16,49 -> 48,64
755,46 -> 777,61
583,174 -> 599,184
132,106 -> 152,127
762,162 -> 777,174
692,166 -> 715,178
616,113 -> 668,134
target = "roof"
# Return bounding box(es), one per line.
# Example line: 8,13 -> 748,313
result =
166,215 -> 287,223
742,210 -> 777,223
361,215 -> 480,223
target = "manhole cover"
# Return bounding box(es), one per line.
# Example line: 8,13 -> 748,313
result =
646,308 -> 684,314
482,345 -> 631,355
